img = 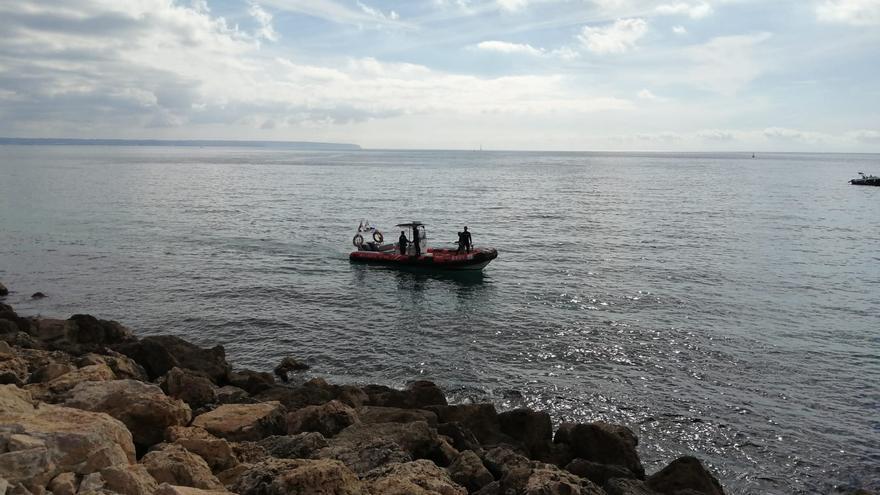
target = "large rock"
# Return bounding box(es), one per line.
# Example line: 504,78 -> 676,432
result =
0,282 -> 8,296
332,421 -> 446,462
362,381 -> 447,409
364,459 -> 466,495
554,422 -> 644,477
480,446 -> 530,479
604,478 -> 661,495
192,401 -> 285,442
254,380 -> 366,411
216,385 -> 251,404
233,458 -> 366,495
166,426 -> 239,472
258,432 -> 329,459
0,403 -> 135,490
315,437 -> 412,476
141,443 -> 225,490
25,363 -> 116,402
496,462 -> 605,495
77,351 -> 149,382
227,369 -> 275,395
100,464 -> 160,495
0,384 -> 34,413
428,404 -> 509,446
437,422 -> 482,453
160,367 -> 218,410
154,484 -> 236,495
566,459 -> 638,486
48,472 -> 77,495
498,408 -> 553,459
449,450 -> 494,493
63,379 -> 191,447
273,356 -> 309,382
286,400 -> 360,437
358,406 -> 438,426
114,335 -> 230,383
27,315 -> 134,354
645,456 -> 724,495
0,346 -> 28,385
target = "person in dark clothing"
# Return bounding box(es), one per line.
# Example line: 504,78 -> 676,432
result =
412,227 -> 421,256
462,226 -> 472,253
456,231 -> 465,253
398,231 -> 408,255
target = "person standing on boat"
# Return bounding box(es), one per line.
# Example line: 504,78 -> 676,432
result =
456,231 -> 465,253
398,231 -> 409,255
463,226 -> 472,253
412,227 -> 421,257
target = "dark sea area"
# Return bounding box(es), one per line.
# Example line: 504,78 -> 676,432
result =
0,145 -> 877,494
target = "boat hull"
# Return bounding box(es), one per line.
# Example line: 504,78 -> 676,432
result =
850,178 -> 880,186
349,248 -> 498,271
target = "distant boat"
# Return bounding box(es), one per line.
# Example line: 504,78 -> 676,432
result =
849,172 -> 880,186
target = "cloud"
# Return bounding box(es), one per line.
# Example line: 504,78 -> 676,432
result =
497,0 -> 530,11
578,18 -> 647,54
475,40 -> 544,56
849,129 -> 880,143
686,32 -> 772,95
249,2 -> 278,42
816,0 -> 880,26
763,127 -> 830,142
655,2 -> 713,19
260,0 -> 408,28
672,25 -> 687,34
637,89 -> 662,100
697,129 -> 736,141
357,1 -> 399,22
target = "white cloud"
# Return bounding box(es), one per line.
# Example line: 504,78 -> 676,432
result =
637,89 -> 660,100
357,1 -> 400,22
497,0 -> 530,11
848,129 -> 880,143
475,40 -> 544,56
656,2 -> 713,19
578,18 -> 648,54
763,127 -> 830,142
816,0 -> 880,26
249,2 -> 278,42
672,25 -> 687,34
697,129 -> 736,141
686,32 -> 772,95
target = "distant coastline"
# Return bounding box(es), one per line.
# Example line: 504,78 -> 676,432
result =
0,137 -> 361,151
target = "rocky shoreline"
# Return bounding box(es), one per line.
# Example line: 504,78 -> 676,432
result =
1,292 -> 728,495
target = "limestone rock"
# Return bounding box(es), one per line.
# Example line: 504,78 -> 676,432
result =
362,381 -> 447,409
645,456 -> 725,495
332,421 -> 444,462
253,382 -> 341,410
497,462 -> 605,495
233,458 -> 365,495
0,351 -> 28,385
449,450 -> 494,493
27,315 -> 134,355
566,459 -> 638,486
114,335 -> 230,383
364,459 -> 466,495
48,472 -> 77,495
227,370 -> 274,395
286,400 -> 360,437
428,404 -> 509,446
358,406 -> 438,426
63,379 -> 191,447
315,437 -> 412,475
160,367 -> 218,410
480,446 -> 530,479
604,478 -> 662,495
231,441 -> 270,464
498,408 -> 552,459
554,422 -> 644,477
273,357 -> 309,382
192,401 -> 285,442
0,403 -> 135,488
141,443 -> 224,490
0,384 -> 34,413
154,484 -> 236,495
77,352 -> 148,382
25,363 -> 116,402
258,432 -> 329,459
165,426 -> 239,472
0,282 -> 8,297
437,422 -> 482,454
29,362 -> 76,384
216,386 -> 250,404
100,464 -> 159,495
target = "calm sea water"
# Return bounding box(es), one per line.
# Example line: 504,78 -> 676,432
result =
1,146 -> 878,493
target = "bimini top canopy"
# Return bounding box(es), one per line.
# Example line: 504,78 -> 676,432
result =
395,221 -> 424,227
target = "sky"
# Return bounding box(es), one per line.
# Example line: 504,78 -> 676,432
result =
0,0 -> 878,151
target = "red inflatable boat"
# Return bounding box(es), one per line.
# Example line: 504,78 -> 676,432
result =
349,221 -> 498,271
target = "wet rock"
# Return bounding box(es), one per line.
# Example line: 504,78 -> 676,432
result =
48,472 -> 77,495
362,380 -> 447,409
165,426 -> 239,472
31,292 -> 46,299
437,422 -> 483,454
497,462 -> 605,495
114,335 -> 230,383
192,401 -> 286,442
358,406 -> 438,426
645,456 -> 724,495
449,450 -> 494,493
25,363 -> 115,402
160,367 -> 218,410
0,403 -> 135,487
62,379 -> 191,448
154,484 -> 236,495
100,464 -> 160,495
258,432 -> 329,459
0,384 -> 35,413
554,422 -> 644,477
604,478 -> 661,495
332,421 -> 446,463
141,443 -> 225,490
497,408 -> 553,459
566,459 -> 638,486
0,282 -> 8,296
253,380 -> 364,410
428,404 -> 509,446
233,458 -> 365,495
216,385 -> 251,404
25,315 -> 133,355
364,459 -> 466,495
273,357 -> 309,382
228,370 -> 274,395
286,400 -> 360,437
314,437 -> 412,475
480,445 -> 530,479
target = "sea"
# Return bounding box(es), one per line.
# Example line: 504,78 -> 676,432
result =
0,145 -> 877,494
